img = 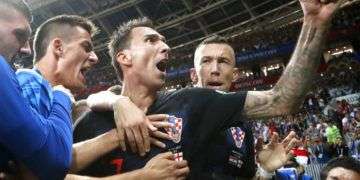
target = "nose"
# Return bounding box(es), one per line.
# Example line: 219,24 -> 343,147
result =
19,41 -> 31,55
160,41 -> 170,59
88,51 -> 99,65
210,61 -> 220,76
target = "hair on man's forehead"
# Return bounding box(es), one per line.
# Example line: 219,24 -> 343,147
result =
33,15 -> 98,63
108,17 -> 154,81
194,39 -> 235,67
131,26 -> 165,40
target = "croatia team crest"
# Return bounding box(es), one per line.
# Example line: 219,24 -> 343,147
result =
230,127 -> 245,148
165,116 -> 183,143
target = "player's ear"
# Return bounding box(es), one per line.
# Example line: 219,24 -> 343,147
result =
51,38 -> 64,58
116,50 -> 132,67
190,68 -> 198,84
232,68 -> 239,82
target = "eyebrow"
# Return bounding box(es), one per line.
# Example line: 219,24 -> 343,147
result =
329,176 -> 340,180
201,56 -> 212,60
81,40 -> 94,50
14,27 -> 31,39
144,34 -> 166,42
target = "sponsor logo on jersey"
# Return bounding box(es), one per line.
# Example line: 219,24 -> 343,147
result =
230,127 -> 245,148
174,152 -> 183,161
166,115 -> 183,143
170,145 -> 183,161
228,151 -> 244,168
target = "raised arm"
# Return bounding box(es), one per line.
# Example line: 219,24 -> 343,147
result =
243,0 -> 346,119
69,129 -> 119,173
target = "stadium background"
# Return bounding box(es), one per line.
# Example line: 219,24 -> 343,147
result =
17,0 -> 360,100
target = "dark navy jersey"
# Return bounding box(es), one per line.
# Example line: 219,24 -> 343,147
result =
204,123 -> 255,179
74,88 -> 254,179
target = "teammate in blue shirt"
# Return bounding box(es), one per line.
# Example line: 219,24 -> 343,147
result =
0,1 -> 74,179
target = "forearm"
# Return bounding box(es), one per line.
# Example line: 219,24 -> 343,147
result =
86,90 -> 123,111
101,169 -> 146,180
243,20 -> 329,119
65,174 -> 98,180
65,169 -> 146,180
271,19 -> 329,112
70,129 -> 119,173
22,92 -> 73,179
72,100 -> 91,121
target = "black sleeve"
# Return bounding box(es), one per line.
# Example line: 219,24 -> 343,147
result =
208,90 -> 248,128
192,89 -> 248,133
73,111 -> 115,143
189,89 -> 248,151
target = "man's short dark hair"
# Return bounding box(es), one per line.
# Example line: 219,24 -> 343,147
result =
194,34 -> 235,66
320,157 -> 360,180
33,15 -> 98,63
196,34 -> 232,50
108,17 -> 153,80
0,0 -> 32,22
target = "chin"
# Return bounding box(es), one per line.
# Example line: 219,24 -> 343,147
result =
151,80 -> 165,91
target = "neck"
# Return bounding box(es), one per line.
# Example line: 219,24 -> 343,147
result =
35,56 -> 58,87
121,77 -> 157,112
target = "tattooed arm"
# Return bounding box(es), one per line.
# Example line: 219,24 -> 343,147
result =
243,0 -> 346,119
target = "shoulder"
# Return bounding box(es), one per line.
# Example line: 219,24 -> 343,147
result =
168,87 -> 246,99
16,69 -> 42,82
182,87 -> 247,97
16,69 -> 51,90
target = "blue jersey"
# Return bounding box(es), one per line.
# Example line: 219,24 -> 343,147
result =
74,88 -> 253,179
0,55 -> 73,180
16,69 -> 54,117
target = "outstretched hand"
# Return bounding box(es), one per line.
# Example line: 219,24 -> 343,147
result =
256,131 -> 300,172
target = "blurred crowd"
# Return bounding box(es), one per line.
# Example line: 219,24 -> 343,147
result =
81,2 -> 360,96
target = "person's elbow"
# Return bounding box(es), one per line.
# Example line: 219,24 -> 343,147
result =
270,89 -> 303,116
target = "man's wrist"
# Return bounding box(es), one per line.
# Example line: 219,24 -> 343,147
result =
303,15 -> 332,29
111,95 -> 131,110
